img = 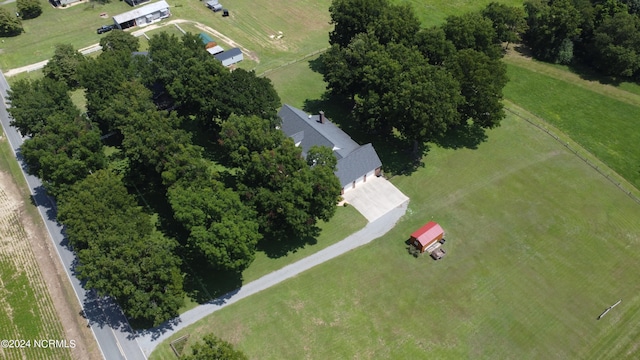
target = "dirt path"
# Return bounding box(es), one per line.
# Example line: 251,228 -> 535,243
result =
0,164 -> 100,359
504,47 -> 640,108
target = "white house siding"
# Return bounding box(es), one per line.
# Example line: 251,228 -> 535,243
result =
222,54 -> 243,66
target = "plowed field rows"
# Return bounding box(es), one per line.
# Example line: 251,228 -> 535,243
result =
0,180 -> 72,360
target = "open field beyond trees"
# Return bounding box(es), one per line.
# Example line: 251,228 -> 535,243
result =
503,54 -> 640,190
0,134 -> 73,360
151,107 -> 640,359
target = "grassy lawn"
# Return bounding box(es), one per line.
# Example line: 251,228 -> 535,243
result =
392,0 -> 524,25
0,1 -> 132,70
151,110 -> 640,359
178,204 -> 367,313
160,0 -> 333,73
0,132 -> 72,360
503,61 -> 640,190
266,56 -> 325,108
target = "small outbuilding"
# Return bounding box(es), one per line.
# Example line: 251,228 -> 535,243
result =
410,221 -> 444,253
199,33 -> 217,49
214,48 -> 243,67
206,45 -> 224,55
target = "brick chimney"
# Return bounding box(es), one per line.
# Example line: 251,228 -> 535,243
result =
319,110 -> 325,124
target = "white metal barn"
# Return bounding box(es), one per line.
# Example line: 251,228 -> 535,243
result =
113,1 -> 171,29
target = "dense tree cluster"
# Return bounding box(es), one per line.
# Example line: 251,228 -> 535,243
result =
324,0 -> 511,154
220,115 -> 341,242
523,0 -> 640,79
58,170 -> 184,325
17,0 -> 42,19
0,7 -> 22,37
7,31 -> 342,325
43,44 -> 87,89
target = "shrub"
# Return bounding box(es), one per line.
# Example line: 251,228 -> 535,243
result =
0,8 -> 23,36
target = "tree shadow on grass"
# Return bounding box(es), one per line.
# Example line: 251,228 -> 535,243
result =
302,95 -> 426,176
256,231 -> 318,259
511,44 -> 626,87
180,251 -> 244,305
432,123 -> 488,150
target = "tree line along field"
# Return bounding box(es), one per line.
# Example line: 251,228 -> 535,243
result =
0,135 -> 72,360
151,108 -> 640,359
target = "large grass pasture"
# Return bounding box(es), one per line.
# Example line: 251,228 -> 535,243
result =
503,53 -> 640,190
152,108 -> 640,359
0,134 -> 72,360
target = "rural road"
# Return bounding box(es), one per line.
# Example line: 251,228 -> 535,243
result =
137,200 -> 408,356
0,73 -> 145,360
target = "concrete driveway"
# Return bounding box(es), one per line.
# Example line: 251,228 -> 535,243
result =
342,176 -> 409,222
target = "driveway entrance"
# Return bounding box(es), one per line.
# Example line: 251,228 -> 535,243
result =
342,176 -> 409,222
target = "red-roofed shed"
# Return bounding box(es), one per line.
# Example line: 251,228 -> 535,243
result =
411,221 -> 444,253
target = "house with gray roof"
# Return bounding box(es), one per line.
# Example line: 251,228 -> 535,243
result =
278,104 -> 382,194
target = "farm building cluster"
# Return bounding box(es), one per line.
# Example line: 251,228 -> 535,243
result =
410,221 -> 447,260
278,105 -> 382,194
198,33 -> 244,66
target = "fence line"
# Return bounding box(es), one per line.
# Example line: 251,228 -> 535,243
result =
257,47 -> 329,77
505,106 -> 640,206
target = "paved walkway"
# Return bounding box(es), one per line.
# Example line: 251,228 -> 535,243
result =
136,199 -> 409,356
342,176 -> 409,222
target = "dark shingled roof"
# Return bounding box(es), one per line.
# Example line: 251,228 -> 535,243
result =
278,104 -> 382,187
214,47 -> 242,61
335,143 -> 382,187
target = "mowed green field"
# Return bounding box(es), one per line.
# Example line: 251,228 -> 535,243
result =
151,109 -> 640,359
0,0 -> 133,70
503,58 -> 640,190
393,0 -> 523,25
0,134 -> 72,360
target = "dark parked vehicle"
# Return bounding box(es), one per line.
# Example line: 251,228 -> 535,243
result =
97,25 -> 114,34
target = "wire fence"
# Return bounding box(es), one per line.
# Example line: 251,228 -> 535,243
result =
505,106 -> 640,206
257,47 -> 329,77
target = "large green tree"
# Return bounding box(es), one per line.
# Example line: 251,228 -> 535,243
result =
446,49 -> 508,128
99,30 -> 140,53
20,113 -> 106,196
328,0 -> 388,47
16,0 -> 41,19
6,77 -> 78,137
591,11 -> 640,77
168,178 -> 261,272
181,334 -> 248,360
442,12 -> 503,59
214,69 -> 281,122
0,7 -> 22,37
414,27 -> 457,66
78,50 -> 141,132
482,2 -> 528,49
524,0 -> 583,63
58,170 -> 185,326
43,44 -> 87,89
221,115 -> 341,242
219,114 -> 286,166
